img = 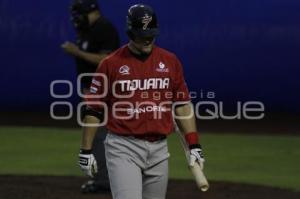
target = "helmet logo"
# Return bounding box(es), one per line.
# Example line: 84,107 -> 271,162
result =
142,14 -> 152,30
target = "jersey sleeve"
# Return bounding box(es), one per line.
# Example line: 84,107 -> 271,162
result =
172,57 -> 191,103
84,59 -> 110,111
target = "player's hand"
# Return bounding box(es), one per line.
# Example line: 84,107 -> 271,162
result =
189,144 -> 205,169
78,149 -> 98,177
61,41 -> 80,56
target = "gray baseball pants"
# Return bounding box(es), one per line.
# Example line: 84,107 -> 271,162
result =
92,127 -> 110,188
104,133 -> 170,199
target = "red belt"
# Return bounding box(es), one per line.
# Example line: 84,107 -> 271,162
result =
124,134 -> 167,142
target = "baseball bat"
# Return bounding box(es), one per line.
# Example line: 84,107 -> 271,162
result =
175,130 -> 209,192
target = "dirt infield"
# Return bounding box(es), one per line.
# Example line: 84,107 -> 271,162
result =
0,176 -> 299,199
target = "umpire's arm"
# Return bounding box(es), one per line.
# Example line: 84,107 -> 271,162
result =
61,41 -> 109,66
76,50 -> 109,66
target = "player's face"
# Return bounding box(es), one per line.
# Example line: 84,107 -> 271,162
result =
132,36 -> 155,54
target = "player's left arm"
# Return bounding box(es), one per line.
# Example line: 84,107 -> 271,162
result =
172,55 -> 205,168
175,103 -> 205,168
174,102 -> 197,133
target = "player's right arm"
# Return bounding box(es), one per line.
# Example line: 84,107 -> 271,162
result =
78,59 -> 109,177
78,102 -> 104,178
81,115 -> 100,150
78,114 -> 100,178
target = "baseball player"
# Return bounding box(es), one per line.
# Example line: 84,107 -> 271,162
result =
62,0 -> 119,193
78,4 -> 205,199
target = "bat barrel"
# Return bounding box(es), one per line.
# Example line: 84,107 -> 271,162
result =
190,163 -> 209,192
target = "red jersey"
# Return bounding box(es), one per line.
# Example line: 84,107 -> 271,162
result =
85,45 -> 190,136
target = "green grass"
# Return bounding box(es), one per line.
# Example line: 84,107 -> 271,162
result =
0,127 -> 81,176
169,133 -> 300,191
0,127 -> 300,191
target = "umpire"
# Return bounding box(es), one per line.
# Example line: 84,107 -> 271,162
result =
61,0 -> 120,194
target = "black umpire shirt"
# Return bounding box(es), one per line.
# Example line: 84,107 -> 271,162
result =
76,17 -> 120,89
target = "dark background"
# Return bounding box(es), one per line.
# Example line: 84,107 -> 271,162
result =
0,0 -> 299,116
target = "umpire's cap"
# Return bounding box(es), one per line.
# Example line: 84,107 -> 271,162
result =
71,0 -> 99,14
126,4 -> 159,38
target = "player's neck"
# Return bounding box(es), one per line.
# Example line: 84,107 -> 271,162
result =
128,42 -> 153,54
128,43 -> 152,61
